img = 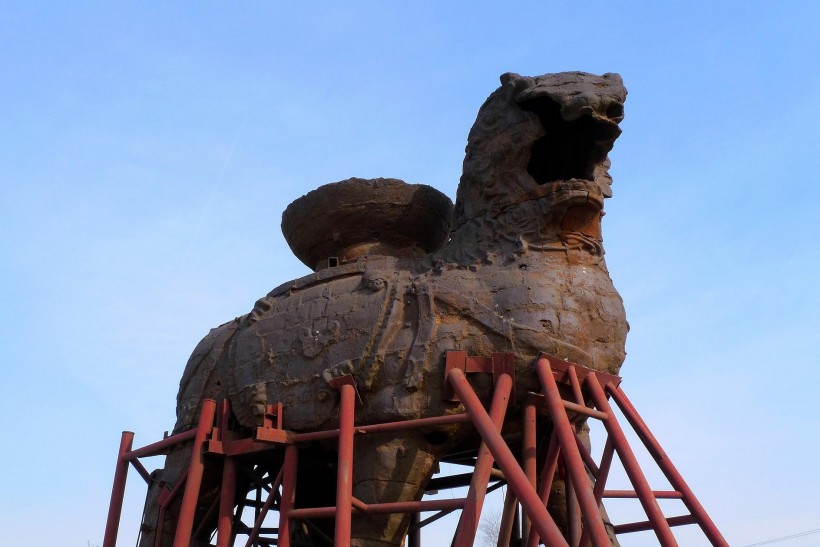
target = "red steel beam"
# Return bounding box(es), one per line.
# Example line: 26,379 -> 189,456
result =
567,365 -> 585,405
593,437 -> 614,504
408,512 -> 421,547
574,430 -> 600,477
447,368 -> 569,547
497,486 -> 518,547
291,412 -> 471,443
520,401 -> 537,541
102,431 -> 134,547
129,457 -> 152,485
278,444 -> 299,547
607,385 -> 729,546
454,371 -> 513,547
288,498 -> 466,519
173,399 -> 217,547
529,392 -> 608,421
615,514 -> 698,535
245,467 -> 285,547
605,490 -> 683,499
334,381 -> 357,547
217,400 -> 237,547
535,356 -> 612,546
578,436 -> 616,547
585,374 -> 678,546
526,431 -> 560,547
216,456 -> 237,546
154,470 -> 188,547
124,429 -> 196,460
567,473 -> 582,547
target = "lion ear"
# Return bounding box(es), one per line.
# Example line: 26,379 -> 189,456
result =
499,72 -> 533,93
602,73 -> 624,85
500,72 -> 520,86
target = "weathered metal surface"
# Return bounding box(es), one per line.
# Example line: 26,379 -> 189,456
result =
139,71 -> 630,547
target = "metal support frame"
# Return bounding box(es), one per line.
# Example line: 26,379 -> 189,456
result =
103,352 -> 728,546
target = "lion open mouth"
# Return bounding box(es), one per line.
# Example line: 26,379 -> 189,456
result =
520,95 -> 622,186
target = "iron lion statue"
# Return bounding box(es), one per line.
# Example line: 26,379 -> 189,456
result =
140,71 -> 629,546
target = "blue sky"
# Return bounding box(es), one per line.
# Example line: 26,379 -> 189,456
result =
1,2 -> 818,546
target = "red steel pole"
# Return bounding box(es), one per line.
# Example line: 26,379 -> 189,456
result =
535,357 -> 611,547
584,374 -> 678,546
216,399 -> 236,547
288,498 -> 465,519
607,385 -> 729,547
567,365 -> 585,405
447,368 -> 569,547
527,432 -> 560,547
173,399 -> 217,547
567,473 -> 582,547
578,436 -> 616,547
497,486 -> 518,547
278,444 -> 299,547
123,429 -> 196,460
292,412 -> 470,443
454,372 -> 512,547
103,431 -> 134,547
408,512 -> 421,547
593,437 -> 615,503
245,467 -> 285,547
216,456 -> 237,546
521,401 -> 537,541
335,382 -> 356,547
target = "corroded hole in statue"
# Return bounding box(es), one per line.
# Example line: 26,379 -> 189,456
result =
142,71 -> 629,547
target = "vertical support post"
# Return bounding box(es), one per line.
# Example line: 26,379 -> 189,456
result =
173,399 -> 218,547
526,432 -> 560,547
567,365 -> 585,404
216,457 -> 237,546
448,368 -> 569,547
567,474 -> 582,547
278,444 -> 299,547
335,381 -> 356,547
103,431 -> 134,547
593,437 -> 615,503
408,512 -> 421,547
534,356 -> 612,547
497,486 -> 518,547
607,385 -> 730,547
584,374 -> 677,547
217,400 -> 236,547
579,437 -> 616,547
521,400 -> 537,541
454,372 -> 513,547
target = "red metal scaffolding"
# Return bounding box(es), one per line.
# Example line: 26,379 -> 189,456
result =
103,352 -> 729,546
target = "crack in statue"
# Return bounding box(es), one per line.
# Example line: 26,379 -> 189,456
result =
140,71 -> 629,546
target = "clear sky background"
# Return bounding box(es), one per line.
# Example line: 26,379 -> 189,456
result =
1,2 -> 818,546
